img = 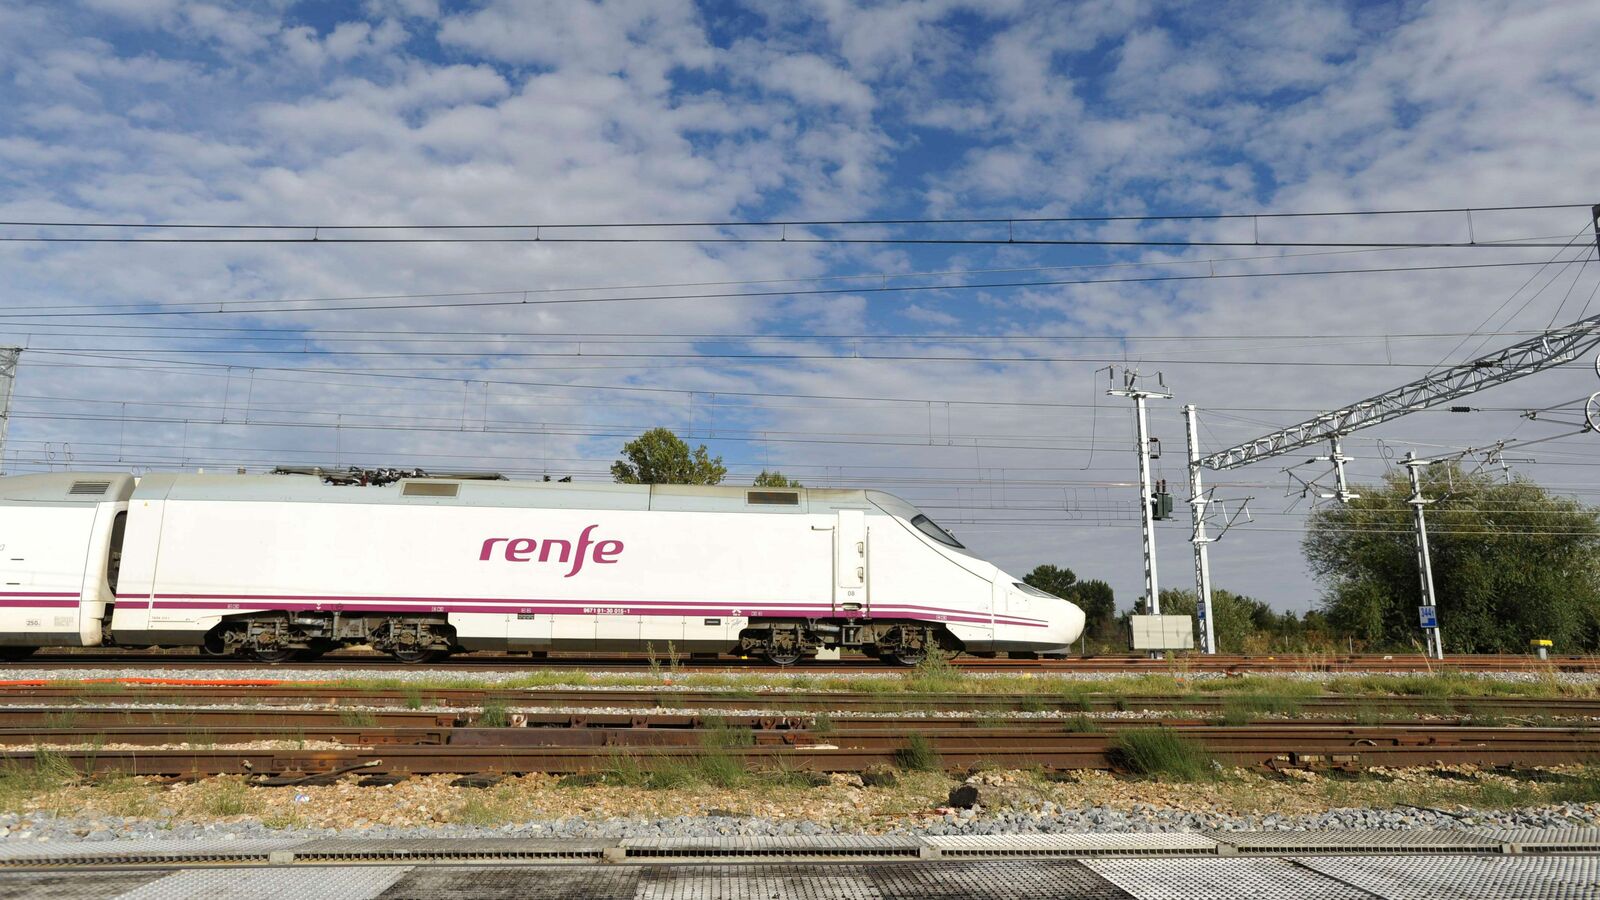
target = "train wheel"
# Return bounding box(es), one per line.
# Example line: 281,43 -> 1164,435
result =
762,649 -> 803,667
390,648 -> 444,664
0,646 -> 37,662
883,649 -> 925,667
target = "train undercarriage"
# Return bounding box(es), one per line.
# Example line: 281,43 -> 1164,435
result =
179,612 -> 961,666
203,612 -> 456,663
737,618 -> 958,667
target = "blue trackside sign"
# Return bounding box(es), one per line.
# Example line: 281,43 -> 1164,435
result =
1418,605 -> 1438,628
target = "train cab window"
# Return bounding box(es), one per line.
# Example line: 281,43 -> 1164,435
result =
1013,582 -> 1061,600
910,514 -> 965,549
106,512 -> 127,595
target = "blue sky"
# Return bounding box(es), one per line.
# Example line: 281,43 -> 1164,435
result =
2,0 -> 1599,616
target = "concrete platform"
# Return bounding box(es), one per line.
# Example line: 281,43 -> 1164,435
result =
4,832 -> 1600,898
7,855 -> 1600,899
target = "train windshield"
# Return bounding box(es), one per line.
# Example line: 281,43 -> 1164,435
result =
1013,582 -> 1061,599
910,513 -> 965,549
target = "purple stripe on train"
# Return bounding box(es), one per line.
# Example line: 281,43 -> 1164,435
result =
139,593 -> 1049,627
120,594 -> 1050,628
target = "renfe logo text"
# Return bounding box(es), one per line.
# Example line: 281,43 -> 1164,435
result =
479,524 -> 623,578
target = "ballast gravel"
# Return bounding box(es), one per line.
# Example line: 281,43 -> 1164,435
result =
0,804 -> 1595,846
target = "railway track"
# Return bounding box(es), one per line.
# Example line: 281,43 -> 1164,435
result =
0,682 -> 1593,716
5,650 -> 1593,673
5,719 -> 1597,777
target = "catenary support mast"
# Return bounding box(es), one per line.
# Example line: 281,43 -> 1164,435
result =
1403,452 -> 1444,659
1109,370 -> 1171,658
1183,404 -> 1217,654
0,348 -> 18,475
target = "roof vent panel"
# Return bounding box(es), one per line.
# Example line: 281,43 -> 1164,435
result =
401,482 -> 459,498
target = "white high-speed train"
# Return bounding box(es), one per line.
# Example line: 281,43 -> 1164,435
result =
0,471 -> 1085,665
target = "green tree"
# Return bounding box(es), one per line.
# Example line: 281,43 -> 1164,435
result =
610,427 -> 728,485
1157,588 -> 1309,653
1303,463 -> 1600,653
753,470 -> 802,488
1069,578 -> 1117,642
1023,564 -> 1077,599
1023,565 -> 1117,644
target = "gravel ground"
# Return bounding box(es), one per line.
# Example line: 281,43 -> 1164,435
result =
2,766 -> 1597,844
0,804 -> 1594,844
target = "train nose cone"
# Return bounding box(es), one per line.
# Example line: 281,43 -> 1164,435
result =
1057,600 -> 1086,646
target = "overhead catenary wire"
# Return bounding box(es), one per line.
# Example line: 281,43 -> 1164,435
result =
3,202 -> 1587,229
1,256 -> 1593,320
1,202 -> 1589,245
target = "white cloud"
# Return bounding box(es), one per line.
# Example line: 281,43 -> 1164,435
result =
3,0 -> 1599,615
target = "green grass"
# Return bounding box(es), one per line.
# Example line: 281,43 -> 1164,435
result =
894,734 -> 943,772
478,700 -> 510,728
1062,714 -> 1102,733
698,717 -> 755,749
0,748 -> 79,810
810,712 -> 834,734
66,667 -> 1589,717
197,777 -> 255,817
1219,694 -> 1305,726
693,751 -> 747,788
403,687 -> 424,710
338,709 -> 378,728
43,710 -> 80,729
1113,728 -> 1217,781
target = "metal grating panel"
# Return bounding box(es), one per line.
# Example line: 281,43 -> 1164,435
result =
621,835 -> 923,860
1207,829 -> 1502,854
288,837 -> 611,863
115,865 -> 412,900
638,867 -> 883,900
68,481 -> 111,495
867,860 -> 1134,900
1470,828 -> 1600,853
1086,856 -> 1380,899
925,833 -> 1218,857
0,870 -> 171,898
1293,852 -> 1600,899
0,837 -> 306,866
378,866 -> 643,899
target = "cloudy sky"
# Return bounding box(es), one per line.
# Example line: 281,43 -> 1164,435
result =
2,0 -> 1598,617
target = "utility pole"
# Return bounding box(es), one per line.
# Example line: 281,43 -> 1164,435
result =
1183,405 -> 1217,655
1109,370 -> 1171,658
0,348 -> 18,475
1402,451 -> 1444,660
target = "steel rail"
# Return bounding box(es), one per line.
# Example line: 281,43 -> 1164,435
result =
7,728 -> 1597,777
1,686 -> 1598,715
6,723 -> 1599,751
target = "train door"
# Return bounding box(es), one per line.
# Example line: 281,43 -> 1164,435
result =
833,509 -> 868,616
